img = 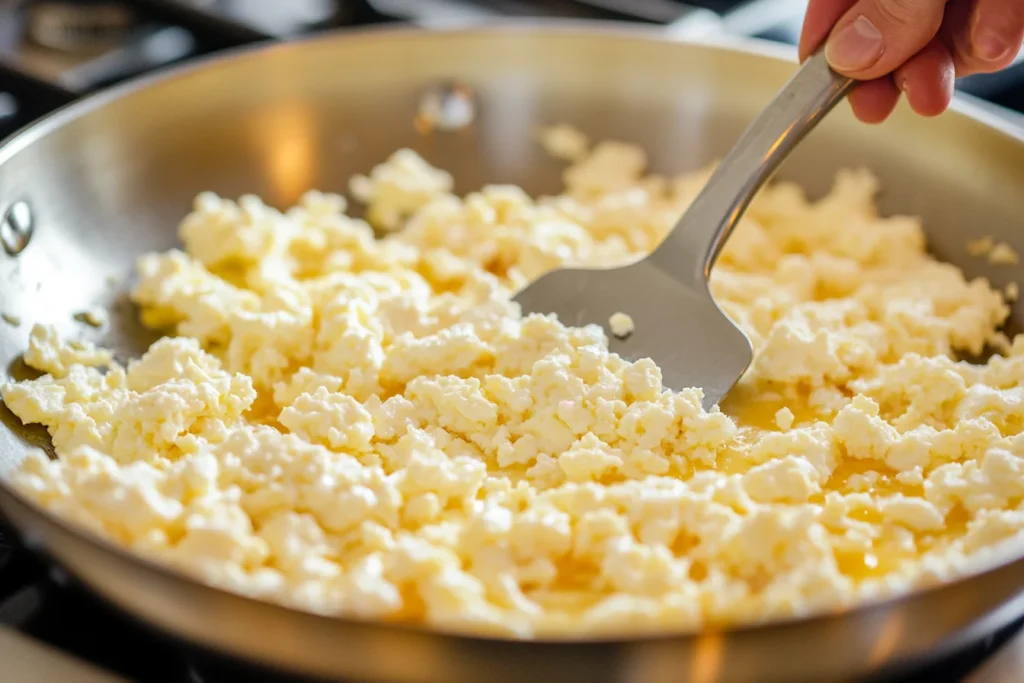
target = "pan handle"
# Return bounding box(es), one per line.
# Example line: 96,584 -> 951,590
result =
651,50 -> 854,284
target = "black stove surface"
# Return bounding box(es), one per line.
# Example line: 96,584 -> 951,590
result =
1,1 -> 1024,681
2,523 -> 1023,683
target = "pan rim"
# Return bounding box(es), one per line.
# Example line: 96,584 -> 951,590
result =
1,18 -> 1021,163
0,17 -> 1023,658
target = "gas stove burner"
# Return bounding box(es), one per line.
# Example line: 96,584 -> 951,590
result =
24,0 -> 137,53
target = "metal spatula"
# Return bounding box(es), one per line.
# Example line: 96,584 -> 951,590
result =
514,52 -> 854,409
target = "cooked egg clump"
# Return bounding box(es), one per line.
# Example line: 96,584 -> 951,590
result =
4,135 -> 1022,639
608,312 -> 635,339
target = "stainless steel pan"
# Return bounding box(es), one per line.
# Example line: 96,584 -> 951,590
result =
1,22 -> 1024,683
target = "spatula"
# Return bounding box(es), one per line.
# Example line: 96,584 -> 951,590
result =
514,52 -> 854,409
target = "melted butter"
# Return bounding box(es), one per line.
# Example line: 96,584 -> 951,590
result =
835,504 -> 972,582
945,504 -> 969,534
918,504 -> 970,552
247,391 -> 282,425
531,559 -> 606,611
397,583 -> 427,621
712,390 -> 821,476
826,459 -> 921,497
721,384 -> 821,431
828,458 -> 881,488
715,444 -> 753,475
527,588 -> 606,612
846,506 -> 883,525
209,262 -> 250,289
835,546 -> 909,580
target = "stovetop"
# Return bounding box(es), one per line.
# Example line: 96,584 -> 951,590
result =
0,0 -> 1023,142
1,1 -> 1024,682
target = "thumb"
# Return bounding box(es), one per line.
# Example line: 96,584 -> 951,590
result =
824,0 -> 947,80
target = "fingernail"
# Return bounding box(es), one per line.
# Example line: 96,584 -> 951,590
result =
972,25 -> 1011,62
825,15 -> 884,71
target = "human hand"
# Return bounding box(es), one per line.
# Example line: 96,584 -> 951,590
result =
799,0 -> 1024,122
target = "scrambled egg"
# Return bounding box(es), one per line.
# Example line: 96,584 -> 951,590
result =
608,313 -> 635,339
967,236 -> 1021,266
3,133 -> 1023,639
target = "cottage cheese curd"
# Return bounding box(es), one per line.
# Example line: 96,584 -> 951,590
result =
608,312 -> 635,339
3,132 -> 1023,639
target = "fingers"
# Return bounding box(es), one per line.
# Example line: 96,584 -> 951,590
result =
943,0 -> 1024,76
800,0 -> 858,60
893,37 -> 957,115
846,38 -> 954,122
801,0 -> 902,123
823,0 -> 948,80
799,0 -> 1012,123
968,0 -> 1024,64
848,77 -> 901,122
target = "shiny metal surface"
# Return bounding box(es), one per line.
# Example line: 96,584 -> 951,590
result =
514,51 -> 852,408
416,80 -> 478,132
0,200 -> 33,256
0,23 -> 1023,683
661,51 -> 854,279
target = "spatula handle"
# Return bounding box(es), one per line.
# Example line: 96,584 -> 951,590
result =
652,51 -> 854,285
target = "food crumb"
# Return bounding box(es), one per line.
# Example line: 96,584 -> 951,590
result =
1006,282 -> 1019,302
967,236 -> 994,257
895,467 -> 925,487
349,149 -> 454,233
774,407 -> 795,431
608,312 -> 635,339
2,313 -> 21,327
989,242 -> 1020,266
538,124 -> 590,162
74,307 -> 108,328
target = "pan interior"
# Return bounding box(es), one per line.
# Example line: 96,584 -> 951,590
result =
2,28 -> 1024,683
0,28 -> 1022,476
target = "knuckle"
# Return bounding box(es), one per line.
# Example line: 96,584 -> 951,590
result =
963,31 -> 1023,71
978,50 -> 1019,72
872,0 -> 925,29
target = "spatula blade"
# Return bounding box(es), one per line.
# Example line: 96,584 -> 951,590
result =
513,260 -> 753,410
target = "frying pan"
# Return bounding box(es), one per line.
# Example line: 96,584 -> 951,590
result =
1,21 -> 1024,683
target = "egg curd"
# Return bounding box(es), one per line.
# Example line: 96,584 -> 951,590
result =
3,132 -> 1023,639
